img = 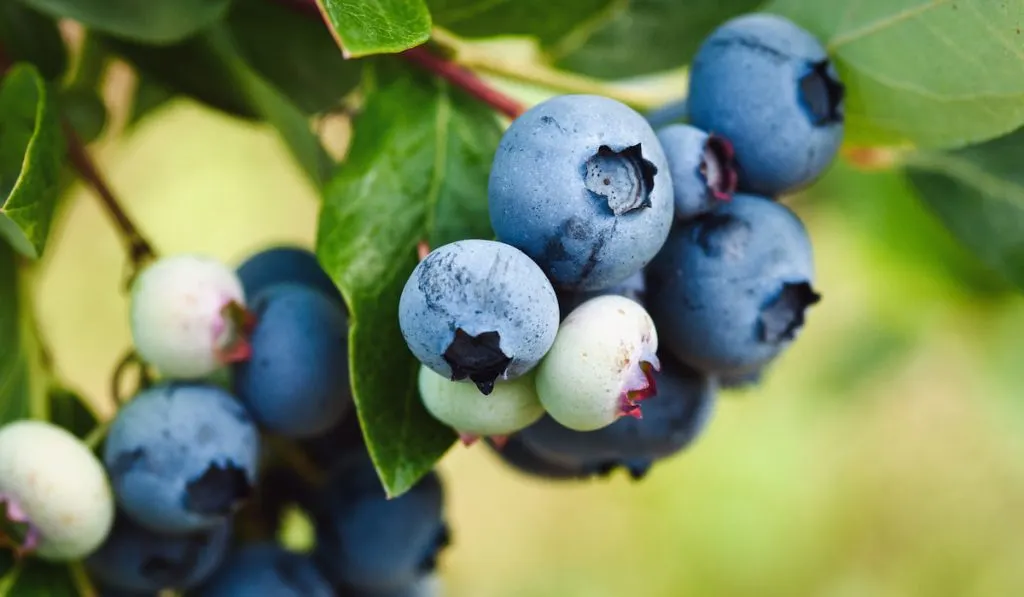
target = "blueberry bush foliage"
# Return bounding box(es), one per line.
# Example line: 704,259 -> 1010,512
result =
0,0 -> 1022,592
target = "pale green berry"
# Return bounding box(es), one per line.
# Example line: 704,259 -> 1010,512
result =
0,420 -> 114,560
130,254 -> 248,379
536,295 -> 660,431
418,366 -> 544,438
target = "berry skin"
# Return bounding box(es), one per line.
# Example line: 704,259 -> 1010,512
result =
557,269 -> 645,320
488,94 -> 674,291
687,13 -> 845,196
233,283 -> 351,438
129,254 -> 250,379
485,435 -> 589,481
536,295 -> 660,431
418,366 -> 544,443
313,453 -> 449,593
342,575 -> 444,597
656,124 -> 738,220
0,420 -> 114,560
85,512 -> 230,593
398,239 -> 559,395
645,193 -> 821,376
520,359 -> 716,479
103,383 -> 261,535
193,543 -> 333,597
236,245 -> 345,309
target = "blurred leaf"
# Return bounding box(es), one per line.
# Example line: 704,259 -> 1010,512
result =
315,0 -> 431,57
16,0 -> 231,44
127,76 -> 174,127
228,0 -> 362,114
48,388 -> 98,439
0,2 -> 66,80
0,559 -> 76,596
429,0 -> 617,46
316,63 -> 500,496
768,0 -> 1024,148
0,63 -> 64,259
554,0 -> 764,79
59,87 -> 106,143
905,127 -> 1024,290
0,243 -> 45,426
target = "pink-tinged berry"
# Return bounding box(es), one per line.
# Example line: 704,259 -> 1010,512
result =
130,254 -> 251,379
0,420 -> 114,561
418,366 -> 544,444
535,295 -> 660,431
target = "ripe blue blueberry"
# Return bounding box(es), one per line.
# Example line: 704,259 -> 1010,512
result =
193,543 -> 333,597
488,94 -> 674,291
85,512 -> 230,593
233,283 -> 351,438
103,383 -> 261,535
343,575 -> 444,597
485,435 -> 589,481
645,193 -> 821,376
313,453 -> 449,593
236,245 -> 345,309
557,269 -> 646,320
129,254 -> 250,379
520,359 -> 716,480
687,13 -> 845,195
0,420 -> 114,560
399,239 -> 559,395
656,124 -> 738,220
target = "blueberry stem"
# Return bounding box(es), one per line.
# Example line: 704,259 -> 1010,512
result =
69,561 -> 99,597
84,419 -> 112,451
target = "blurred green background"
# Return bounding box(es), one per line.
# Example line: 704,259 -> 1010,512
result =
36,90 -> 1024,597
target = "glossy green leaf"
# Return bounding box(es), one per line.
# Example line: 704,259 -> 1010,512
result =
228,0 -> 362,114
0,242 -> 45,427
768,0 -> 1024,147
316,64 -> 501,496
316,0 -> 432,57
906,126 -> 1024,290
16,0 -> 231,44
429,0 -> 616,46
0,2 -> 67,80
0,63 -> 64,259
554,0 -> 764,78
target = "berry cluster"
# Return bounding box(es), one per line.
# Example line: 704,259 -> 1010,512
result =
400,12 -> 841,479
0,247 -> 448,596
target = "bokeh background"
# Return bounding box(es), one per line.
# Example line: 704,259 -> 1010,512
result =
36,66 -> 1024,597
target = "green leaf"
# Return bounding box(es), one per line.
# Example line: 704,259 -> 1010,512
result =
429,0 -> 617,46
905,126 -> 1024,290
228,0 -> 362,114
315,0 -> 432,57
0,559 -> 75,597
16,0 -> 231,44
768,0 -> 1024,148
0,242 -> 46,427
553,0 -> 764,79
0,63 -> 64,260
48,388 -> 99,440
316,63 -> 501,496
127,76 -> 175,127
59,87 -> 106,144
0,2 -> 67,81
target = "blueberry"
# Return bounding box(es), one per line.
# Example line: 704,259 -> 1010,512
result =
519,358 -> 715,479
233,283 -> 351,438
129,255 -> 249,379
341,575 -> 444,597
536,295 -> 660,431
85,512 -> 230,593
721,368 -> 764,389
103,383 -> 261,534
0,420 -> 114,560
484,435 -> 589,481
418,366 -> 544,442
312,453 -> 449,592
236,245 -> 345,309
687,13 -> 845,195
488,94 -> 674,291
193,543 -> 333,597
645,193 -> 821,376
398,239 -> 559,395
556,269 -> 646,320
656,124 -> 738,220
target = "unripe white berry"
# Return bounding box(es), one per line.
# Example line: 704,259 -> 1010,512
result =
129,254 -> 248,379
418,366 -> 544,438
536,295 -> 660,431
0,420 -> 114,560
